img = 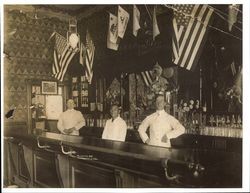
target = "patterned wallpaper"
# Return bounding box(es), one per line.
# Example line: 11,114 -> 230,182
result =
4,10 -> 68,123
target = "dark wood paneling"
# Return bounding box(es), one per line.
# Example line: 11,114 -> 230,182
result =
136,176 -> 163,188
70,160 -> 116,188
18,146 -> 29,181
33,150 -> 60,188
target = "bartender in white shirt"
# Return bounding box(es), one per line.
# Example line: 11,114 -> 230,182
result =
138,94 -> 185,147
102,104 -> 127,142
57,99 -> 85,135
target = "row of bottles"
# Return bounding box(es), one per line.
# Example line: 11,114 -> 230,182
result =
85,117 -> 136,129
85,118 -> 107,127
185,124 -> 242,138
208,114 -> 242,128
72,76 -> 89,108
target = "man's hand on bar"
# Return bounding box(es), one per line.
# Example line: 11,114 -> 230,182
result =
63,127 -> 75,134
145,138 -> 150,145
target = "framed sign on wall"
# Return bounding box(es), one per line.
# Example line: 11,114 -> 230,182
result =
42,81 -> 57,95
45,95 -> 63,120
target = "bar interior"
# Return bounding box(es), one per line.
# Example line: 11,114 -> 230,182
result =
3,4 -> 242,189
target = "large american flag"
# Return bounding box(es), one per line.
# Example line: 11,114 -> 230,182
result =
85,30 -> 95,84
53,32 -> 76,81
171,4 -> 214,71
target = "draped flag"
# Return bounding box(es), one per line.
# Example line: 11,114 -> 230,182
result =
171,4 -> 214,71
228,4 -> 240,32
118,5 -> 130,39
153,5 -> 160,40
52,33 -> 66,75
107,13 -> 119,50
141,70 -> 153,87
79,42 -> 86,65
53,32 -> 76,81
133,5 -> 141,37
85,30 -> 95,84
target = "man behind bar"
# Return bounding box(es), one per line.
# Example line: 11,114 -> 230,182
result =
57,99 -> 85,135
102,104 -> 127,142
138,94 -> 185,147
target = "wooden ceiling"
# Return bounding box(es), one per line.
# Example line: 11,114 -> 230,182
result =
4,5 -> 110,21
35,5 -> 109,19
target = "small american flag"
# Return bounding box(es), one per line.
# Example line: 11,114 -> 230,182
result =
85,30 -> 95,84
171,4 -> 214,71
141,70 -> 153,87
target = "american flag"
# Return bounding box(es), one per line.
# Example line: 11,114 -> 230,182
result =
85,30 -> 95,84
171,4 -> 214,71
141,70 -> 153,87
53,32 -> 76,81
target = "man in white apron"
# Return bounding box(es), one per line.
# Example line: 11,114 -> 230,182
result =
138,94 -> 185,147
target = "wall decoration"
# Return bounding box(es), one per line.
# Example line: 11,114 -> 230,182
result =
4,9 -> 68,123
45,95 -> 63,120
42,81 -> 57,94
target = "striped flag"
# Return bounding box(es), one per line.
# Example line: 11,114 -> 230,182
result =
85,30 -> 95,84
53,33 -> 76,81
53,33 -> 66,74
141,70 -> 153,87
171,4 -> 214,71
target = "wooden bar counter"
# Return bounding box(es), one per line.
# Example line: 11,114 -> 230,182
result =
4,129 -> 242,188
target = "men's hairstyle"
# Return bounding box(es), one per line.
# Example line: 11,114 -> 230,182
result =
155,93 -> 166,102
110,100 -> 120,107
66,99 -> 75,104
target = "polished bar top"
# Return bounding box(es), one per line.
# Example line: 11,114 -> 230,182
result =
10,132 -> 241,165
7,131 -> 242,187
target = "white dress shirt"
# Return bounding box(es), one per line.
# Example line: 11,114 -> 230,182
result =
138,110 -> 185,147
102,116 -> 127,142
57,109 -> 85,135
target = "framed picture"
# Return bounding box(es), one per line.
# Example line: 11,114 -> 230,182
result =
41,81 -> 57,95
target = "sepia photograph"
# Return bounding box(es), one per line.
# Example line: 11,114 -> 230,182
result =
1,0 -> 250,192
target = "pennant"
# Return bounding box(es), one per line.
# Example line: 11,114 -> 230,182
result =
108,13 -> 118,43
107,13 -> 119,50
153,5 -> 160,40
118,6 -> 130,39
133,5 -> 141,37
228,4 -> 240,32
